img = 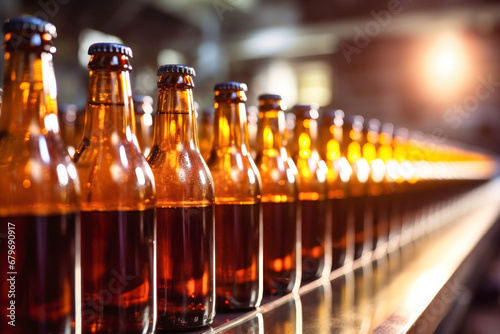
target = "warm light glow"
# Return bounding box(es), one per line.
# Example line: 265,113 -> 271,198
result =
326,139 -> 340,160
420,33 -> 471,99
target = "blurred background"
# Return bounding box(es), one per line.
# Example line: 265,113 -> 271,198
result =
1,0 -> 500,153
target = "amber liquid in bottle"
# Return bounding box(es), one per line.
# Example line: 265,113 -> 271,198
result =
0,17 -> 80,333
361,119 -> 384,253
319,110 -> 353,270
290,105 -> 330,283
156,206 -> 214,327
147,65 -> 215,331
74,44 -> 156,333
214,204 -> 261,309
254,95 -> 300,296
80,210 -> 155,332
206,83 -> 263,310
345,116 -> 372,260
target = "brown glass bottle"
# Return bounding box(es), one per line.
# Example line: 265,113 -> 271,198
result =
254,94 -> 301,295
133,95 -> 155,157
290,105 -> 330,283
73,43 -> 156,333
147,65 -> 215,331
0,17 -> 80,333
344,116 -> 372,260
360,119 -> 385,253
318,109 -> 353,270
198,107 -> 214,162
206,81 -> 263,310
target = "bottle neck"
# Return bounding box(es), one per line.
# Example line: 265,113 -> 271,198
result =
292,116 -> 319,160
211,100 -> 250,153
256,110 -> 289,159
0,50 -> 59,135
153,86 -> 198,148
82,69 -> 135,141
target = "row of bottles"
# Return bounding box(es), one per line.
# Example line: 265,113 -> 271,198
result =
0,16 -> 497,334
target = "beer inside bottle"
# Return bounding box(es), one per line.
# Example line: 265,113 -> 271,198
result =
318,109 -> 353,270
0,17 -> 80,333
73,43 -> 156,333
254,94 -> 301,295
290,105 -> 330,283
147,64 -> 215,330
360,119 -> 384,253
206,81 -> 263,310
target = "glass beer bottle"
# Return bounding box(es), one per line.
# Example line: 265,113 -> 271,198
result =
147,65 -> 215,330
73,43 -> 156,333
290,105 -> 330,283
132,95 -> 155,157
360,119 -> 386,253
206,81 -> 263,310
318,109 -> 354,270
254,94 -> 301,295
198,107 -> 214,162
344,116 -> 371,259
0,17 -> 80,333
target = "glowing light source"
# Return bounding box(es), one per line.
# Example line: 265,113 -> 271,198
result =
420,33 -> 471,99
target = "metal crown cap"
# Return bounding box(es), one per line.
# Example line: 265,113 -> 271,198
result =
88,43 -> 133,57
157,64 -> 195,77
214,81 -> 248,91
258,94 -> 282,101
3,16 -> 57,38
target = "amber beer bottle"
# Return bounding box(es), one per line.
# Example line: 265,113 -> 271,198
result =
254,94 -> 301,295
360,119 -> 386,253
133,95 -> 155,157
206,81 -> 263,310
147,65 -> 215,330
73,43 -> 156,333
290,105 -> 330,283
344,116 -> 372,259
0,17 -> 80,333
318,109 -> 354,270
198,107 -> 214,162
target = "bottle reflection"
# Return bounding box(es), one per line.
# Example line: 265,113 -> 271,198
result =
353,262 -> 374,334
220,313 -> 264,334
370,256 -> 389,331
331,271 -> 355,334
261,294 -> 302,333
300,282 -> 332,334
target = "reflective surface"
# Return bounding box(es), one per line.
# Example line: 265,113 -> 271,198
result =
187,178 -> 500,334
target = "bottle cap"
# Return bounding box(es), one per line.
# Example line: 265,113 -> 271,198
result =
381,122 -> 394,134
258,94 -> 282,101
214,81 -> 247,91
345,115 -> 364,132
3,16 -> 57,38
88,43 -> 133,57
366,118 -> 381,131
293,104 -> 319,120
157,64 -> 195,77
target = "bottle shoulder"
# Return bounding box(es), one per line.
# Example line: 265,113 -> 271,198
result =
74,135 -> 156,210
147,145 -> 215,205
0,131 -> 80,215
206,150 -> 261,201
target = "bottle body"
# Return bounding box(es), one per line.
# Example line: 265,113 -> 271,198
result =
319,110 -> 354,270
254,95 -> 300,295
345,116 -> 372,260
74,45 -> 156,333
206,83 -> 263,310
147,66 -> 215,330
0,17 -> 80,333
291,105 -> 330,283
